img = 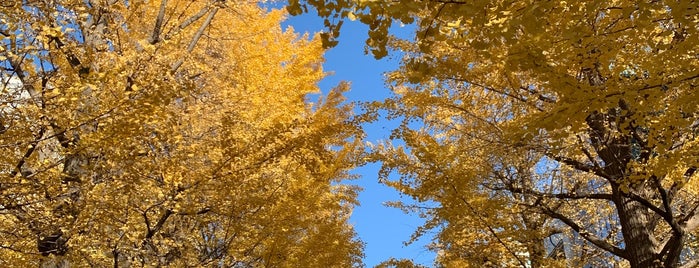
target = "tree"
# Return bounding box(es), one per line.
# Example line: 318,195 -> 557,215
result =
292,0 -> 699,267
1,0 -> 363,266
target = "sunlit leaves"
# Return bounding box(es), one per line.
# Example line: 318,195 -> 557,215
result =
293,0 -> 698,266
1,0 -> 363,266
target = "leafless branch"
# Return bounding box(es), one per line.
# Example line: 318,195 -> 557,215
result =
548,153 -> 609,179
539,206 -> 628,259
171,7 -> 219,72
149,0 -> 169,44
164,5 -> 212,40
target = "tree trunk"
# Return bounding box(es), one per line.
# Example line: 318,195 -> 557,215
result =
613,187 -> 662,267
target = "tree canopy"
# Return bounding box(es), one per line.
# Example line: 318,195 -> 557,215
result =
1,0 -> 363,266
292,0 -> 699,267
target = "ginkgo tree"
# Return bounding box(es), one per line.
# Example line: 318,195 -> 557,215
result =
1,0 -> 364,267
292,0 -> 699,267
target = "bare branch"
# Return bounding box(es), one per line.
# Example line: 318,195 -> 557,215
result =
652,177 -> 683,234
145,209 -> 173,241
164,5 -> 212,40
149,0 -> 169,44
548,153 -> 610,179
539,206 -> 628,259
577,134 -> 603,171
171,7 -> 219,72
447,77 -> 548,112
505,187 -> 613,201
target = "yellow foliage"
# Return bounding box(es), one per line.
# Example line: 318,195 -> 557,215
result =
295,0 -> 698,266
0,1 -> 363,266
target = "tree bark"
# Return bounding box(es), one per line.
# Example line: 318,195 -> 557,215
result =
612,187 -> 662,267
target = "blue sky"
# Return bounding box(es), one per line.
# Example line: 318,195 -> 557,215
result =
280,10 -> 437,268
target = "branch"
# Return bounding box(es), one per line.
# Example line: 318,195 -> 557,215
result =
603,72 -> 699,99
521,85 -> 556,103
145,209 -> 173,240
539,206 -> 628,259
6,52 -> 78,150
148,0 -> 168,44
505,187 -> 613,201
170,7 -> 219,72
48,36 -> 88,75
577,134 -> 603,171
9,126 -> 46,178
420,3 -> 447,41
112,247 -> 119,268
625,191 -> 676,229
176,207 -> 211,215
447,77 -> 548,112
451,184 -> 529,268
548,154 -> 610,179
659,232 -> 685,268
653,177 -> 683,234
164,5 -> 212,40
442,103 -> 502,133
142,211 -> 151,236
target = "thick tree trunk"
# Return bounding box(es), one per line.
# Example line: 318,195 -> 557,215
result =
613,189 -> 662,267
585,107 -> 682,267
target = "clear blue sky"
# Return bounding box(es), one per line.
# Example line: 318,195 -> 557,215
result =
279,8 -> 437,268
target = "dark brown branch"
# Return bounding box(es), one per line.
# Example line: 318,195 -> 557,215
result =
653,177 -> 682,234
659,232 -> 685,268
505,187 -> 613,201
9,126 -> 46,178
577,134 -> 603,171
548,154 -> 609,179
625,191 -> 675,228
604,72 -> 699,98
521,85 -> 556,103
48,121 -> 73,148
142,210 -> 151,236
145,209 -> 173,240
149,0 -> 169,44
539,206 -> 628,259
48,36 -> 87,74
420,3 -> 447,41
448,77 -> 550,111
176,207 -> 211,215
112,247 -> 119,268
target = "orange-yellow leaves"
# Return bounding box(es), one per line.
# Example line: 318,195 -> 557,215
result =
0,0 -> 363,266
294,0 -> 698,266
